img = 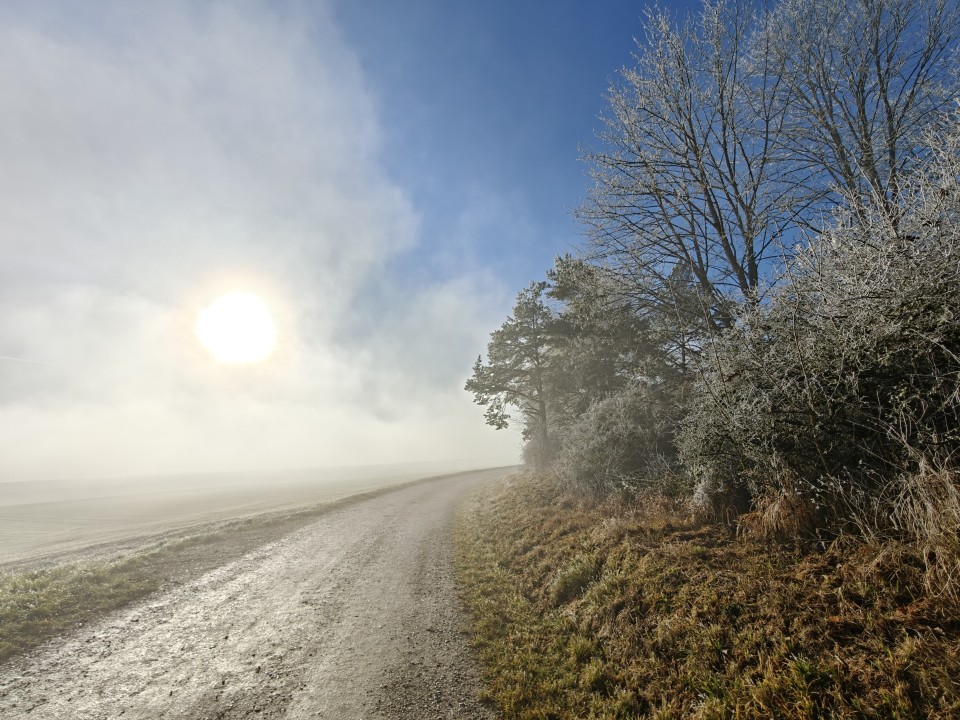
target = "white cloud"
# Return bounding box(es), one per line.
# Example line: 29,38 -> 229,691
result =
0,0 -> 519,480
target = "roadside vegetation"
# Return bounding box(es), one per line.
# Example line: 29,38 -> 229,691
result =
462,0 -> 960,715
456,474 -> 960,718
0,556 -> 159,664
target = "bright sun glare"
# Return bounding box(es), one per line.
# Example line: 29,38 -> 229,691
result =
196,292 -> 277,364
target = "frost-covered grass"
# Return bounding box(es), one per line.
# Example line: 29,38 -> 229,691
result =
0,515 -> 300,664
0,557 -> 158,663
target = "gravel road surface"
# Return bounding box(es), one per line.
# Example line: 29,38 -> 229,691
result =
0,468 -> 506,719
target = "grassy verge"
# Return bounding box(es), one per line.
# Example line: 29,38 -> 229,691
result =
454,473 -> 960,719
0,512 -> 314,664
0,476 -> 447,665
0,555 -> 159,663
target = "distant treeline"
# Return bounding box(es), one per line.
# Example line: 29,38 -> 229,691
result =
467,0 -> 960,577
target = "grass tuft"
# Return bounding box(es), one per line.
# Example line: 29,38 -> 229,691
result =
550,553 -> 600,606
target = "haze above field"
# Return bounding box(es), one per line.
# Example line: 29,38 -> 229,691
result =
0,0 -> 693,482
0,462 -> 487,564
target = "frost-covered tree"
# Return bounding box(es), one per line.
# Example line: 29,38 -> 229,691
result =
765,0 -> 960,220
579,0 -> 799,327
580,0 -> 959,332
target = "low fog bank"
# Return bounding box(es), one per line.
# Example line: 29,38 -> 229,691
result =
0,462 -> 509,565
0,460 -> 496,508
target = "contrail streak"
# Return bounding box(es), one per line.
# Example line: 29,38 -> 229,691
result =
0,355 -> 56,365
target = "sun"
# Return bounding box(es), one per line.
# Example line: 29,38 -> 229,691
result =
196,292 -> 277,364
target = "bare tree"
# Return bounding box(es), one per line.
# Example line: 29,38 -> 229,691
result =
578,0 -> 800,328
766,0 -> 960,221
579,0 -> 959,333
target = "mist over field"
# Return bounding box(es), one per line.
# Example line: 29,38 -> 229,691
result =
0,0 -> 522,484
0,461 -> 484,565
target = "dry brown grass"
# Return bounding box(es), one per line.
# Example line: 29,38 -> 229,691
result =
455,472 -> 960,719
891,461 -> 960,597
833,457 -> 960,597
737,487 -> 820,541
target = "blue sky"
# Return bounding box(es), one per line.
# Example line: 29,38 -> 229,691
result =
0,0 -> 699,481
333,0 -> 689,290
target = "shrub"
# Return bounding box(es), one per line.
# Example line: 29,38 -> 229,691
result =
521,431 -> 562,470
680,114 -> 960,536
553,381 -> 689,499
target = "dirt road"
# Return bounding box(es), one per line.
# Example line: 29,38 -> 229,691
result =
0,468 -> 506,719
